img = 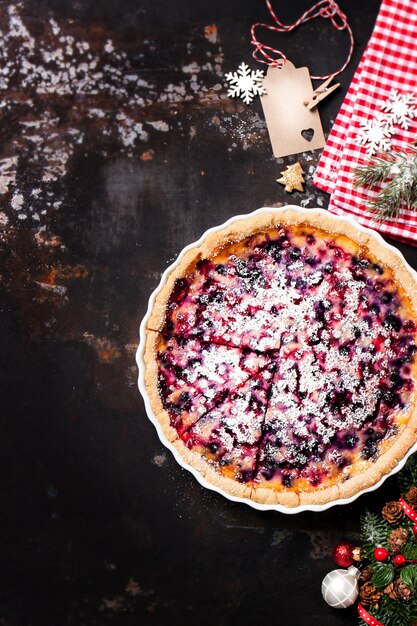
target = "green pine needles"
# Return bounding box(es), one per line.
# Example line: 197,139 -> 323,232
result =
353,145 -> 417,220
361,512 -> 390,560
363,596 -> 417,626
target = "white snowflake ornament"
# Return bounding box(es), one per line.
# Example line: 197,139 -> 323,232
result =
355,112 -> 394,156
225,62 -> 266,105
381,89 -> 417,130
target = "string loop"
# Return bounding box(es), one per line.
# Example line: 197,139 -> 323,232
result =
251,0 -> 354,80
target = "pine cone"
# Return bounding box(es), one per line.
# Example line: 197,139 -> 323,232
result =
406,486 -> 417,509
388,527 -> 409,552
382,501 -> 405,525
398,581 -> 414,601
359,581 -> 381,607
385,578 -> 413,601
360,565 -> 373,582
385,581 -> 398,600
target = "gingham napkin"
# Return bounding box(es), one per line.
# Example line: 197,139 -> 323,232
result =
314,0 -> 417,245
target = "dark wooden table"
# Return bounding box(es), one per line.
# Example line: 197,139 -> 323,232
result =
2,0 -> 415,624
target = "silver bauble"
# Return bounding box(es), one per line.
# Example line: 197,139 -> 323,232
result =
321,565 -> 360,609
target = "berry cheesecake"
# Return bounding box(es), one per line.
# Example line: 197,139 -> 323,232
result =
143,209 -> 417,507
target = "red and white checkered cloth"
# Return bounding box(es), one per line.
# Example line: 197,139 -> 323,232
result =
314,0 -> 417,245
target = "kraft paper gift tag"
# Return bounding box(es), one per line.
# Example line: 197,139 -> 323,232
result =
261,61 -> 325,158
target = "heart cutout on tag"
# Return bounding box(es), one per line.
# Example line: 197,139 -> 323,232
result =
301,128 -> 314,142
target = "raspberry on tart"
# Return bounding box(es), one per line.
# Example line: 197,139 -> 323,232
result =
143,209 -> 417,507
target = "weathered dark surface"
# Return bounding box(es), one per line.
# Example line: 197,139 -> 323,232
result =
1,0 -> 415,624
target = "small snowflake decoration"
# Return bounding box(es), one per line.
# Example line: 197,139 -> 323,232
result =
355,90 -> 417,156
225,62 -> 266,105
381,89 -> 417,130
355,112 -> 394,156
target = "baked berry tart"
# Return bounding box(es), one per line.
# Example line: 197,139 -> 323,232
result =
139,207 -> 417,510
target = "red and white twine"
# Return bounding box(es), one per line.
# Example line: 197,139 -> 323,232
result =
250,0 -> 354,80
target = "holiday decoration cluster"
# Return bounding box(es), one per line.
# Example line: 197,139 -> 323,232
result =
323,456 -> 417,626
358,490 -> 417,626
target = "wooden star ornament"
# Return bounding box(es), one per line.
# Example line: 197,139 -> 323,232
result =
276,162 -> 305,193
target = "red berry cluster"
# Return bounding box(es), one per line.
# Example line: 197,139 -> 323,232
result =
374,535 -> 417,566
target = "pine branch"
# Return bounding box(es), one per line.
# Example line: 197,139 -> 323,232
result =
353,145 -> 417,221
354,153 -> 396,188
370,595 -> 414,626
361,510 -> 390,559
409,602 -> 417,622
399,453 -> 417,494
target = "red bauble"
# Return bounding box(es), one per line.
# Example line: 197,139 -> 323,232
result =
394,554 -> 406,566
374,547 -> 389,562
413,524 -> 417,535
332,541 -> 355,568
